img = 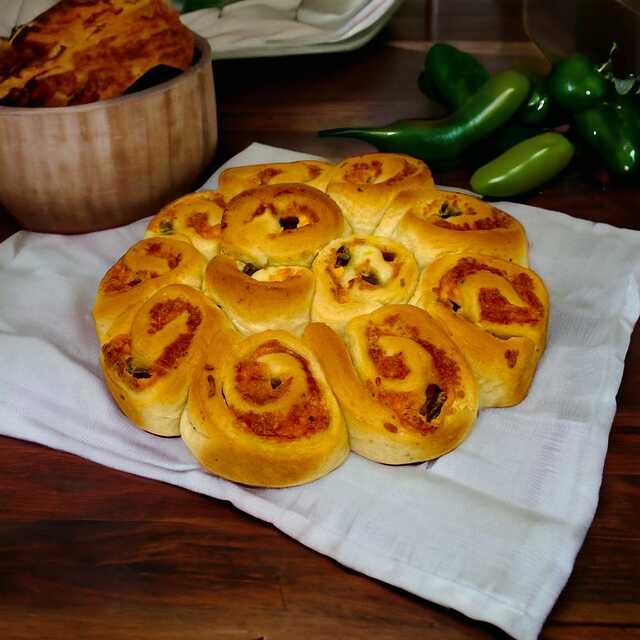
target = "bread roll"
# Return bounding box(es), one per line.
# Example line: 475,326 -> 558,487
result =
311,235 -> 418,334
145,191 -> 227,260
304,305 -> 478,464
411,253 -> 549,408
324,153 -> 434,234
220,183 -> 347,267
93,237 -> 207,341
218,160 -> 334,200
376,189 -> 529,268
100,284 -> 230,436
204,255 -> 315,336
181,329 -> 349,487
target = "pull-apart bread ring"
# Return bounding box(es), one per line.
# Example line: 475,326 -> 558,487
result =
376,189 -> 529,268
220,183 -> 346,267
412,254 -> 549,408
181,329 -> 349,487
93,237 -> 207,341
324,153 -> 434,234
145,191 -> 228,260
311,235 -> 419,334
204,255 -> 315,336
304,305 -> 478,464
100,285 -> 230,436
218,160 -> 334,201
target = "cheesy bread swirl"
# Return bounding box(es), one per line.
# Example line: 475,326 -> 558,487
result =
145,191 -> 227,260
412,254 -> 549,408
181,329 -> 349,487
218,160 -> 334,201
311,235 -> 418,335
100,285 -> 230,436
93,237 -> 207,341
304,305 -> 478,464
220,183 -> 347,267
324,153 -> 434,234
204,255 -> 315,336
376,189 -> 529,268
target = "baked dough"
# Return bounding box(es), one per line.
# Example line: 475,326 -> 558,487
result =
324,153 -> 434,234
180,328 -> 349,487
411,253 -> 549,408
145,191 -> 227,260
218,160 -> 334,200
311,235 -> 418,334
0,0 -> 194,107
93,237 -> 207,341
204,255 -> 315,336
220,183 -> 347,267
304,305 -> 478,464
376,189 -> 529,268
100,284 -> 230,436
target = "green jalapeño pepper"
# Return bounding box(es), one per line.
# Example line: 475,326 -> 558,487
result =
470,132 -> 575,197
518,72 -> 553,125
548,53 -> 608,112
319,70 -> 530,169
417,42 -> 490,110
573,97 -> 640,176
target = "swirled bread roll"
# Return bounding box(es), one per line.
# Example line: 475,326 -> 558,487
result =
324,153 -> 434,234
218,160 -> 334,200
412,254 -> 549,408
181,329 -> 349,487
145,191 -> 227,260
376,189 -> 529,268
304,305 -> 478,464
100,285 -> 230,436
204,255 -> 315,336
311,235 -> 419,334
93,237 -> 207,341
220,183 -> 347,267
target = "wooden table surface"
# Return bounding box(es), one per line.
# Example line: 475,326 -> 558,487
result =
1,1 -> 639,639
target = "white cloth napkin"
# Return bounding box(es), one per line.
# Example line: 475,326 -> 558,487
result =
1,142 -> 639,640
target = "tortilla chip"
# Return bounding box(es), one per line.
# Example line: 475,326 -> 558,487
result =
0,0 -> 195,107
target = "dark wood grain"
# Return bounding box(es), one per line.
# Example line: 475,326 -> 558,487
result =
1,1 -> 639,639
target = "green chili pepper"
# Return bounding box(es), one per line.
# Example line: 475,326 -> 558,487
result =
548,54 -> 608,112
417,42 -> 490,110
470,132 -> 575,197
319,71 -> 530,168
573,98 -> 640,176
518,72 -> 553,125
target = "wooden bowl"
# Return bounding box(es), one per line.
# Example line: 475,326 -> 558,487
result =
0,34 -> 217,234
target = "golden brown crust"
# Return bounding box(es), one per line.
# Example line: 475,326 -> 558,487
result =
204,255 -> 315,336
93,237 -> 208,342
218,160 -> 334,201
411,253 -> 549,408
100,284 -> 230,436
304,305 -> 478,464
311,235 -> 418,335
145,191 -> 227,260
376,189 -> 529,268
181,329 -> 349,487
0,0 -> 194,107
220,183 -> 347,267
324,153 -> 434,234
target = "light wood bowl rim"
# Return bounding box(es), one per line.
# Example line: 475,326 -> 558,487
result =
0,32 -> 212,116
